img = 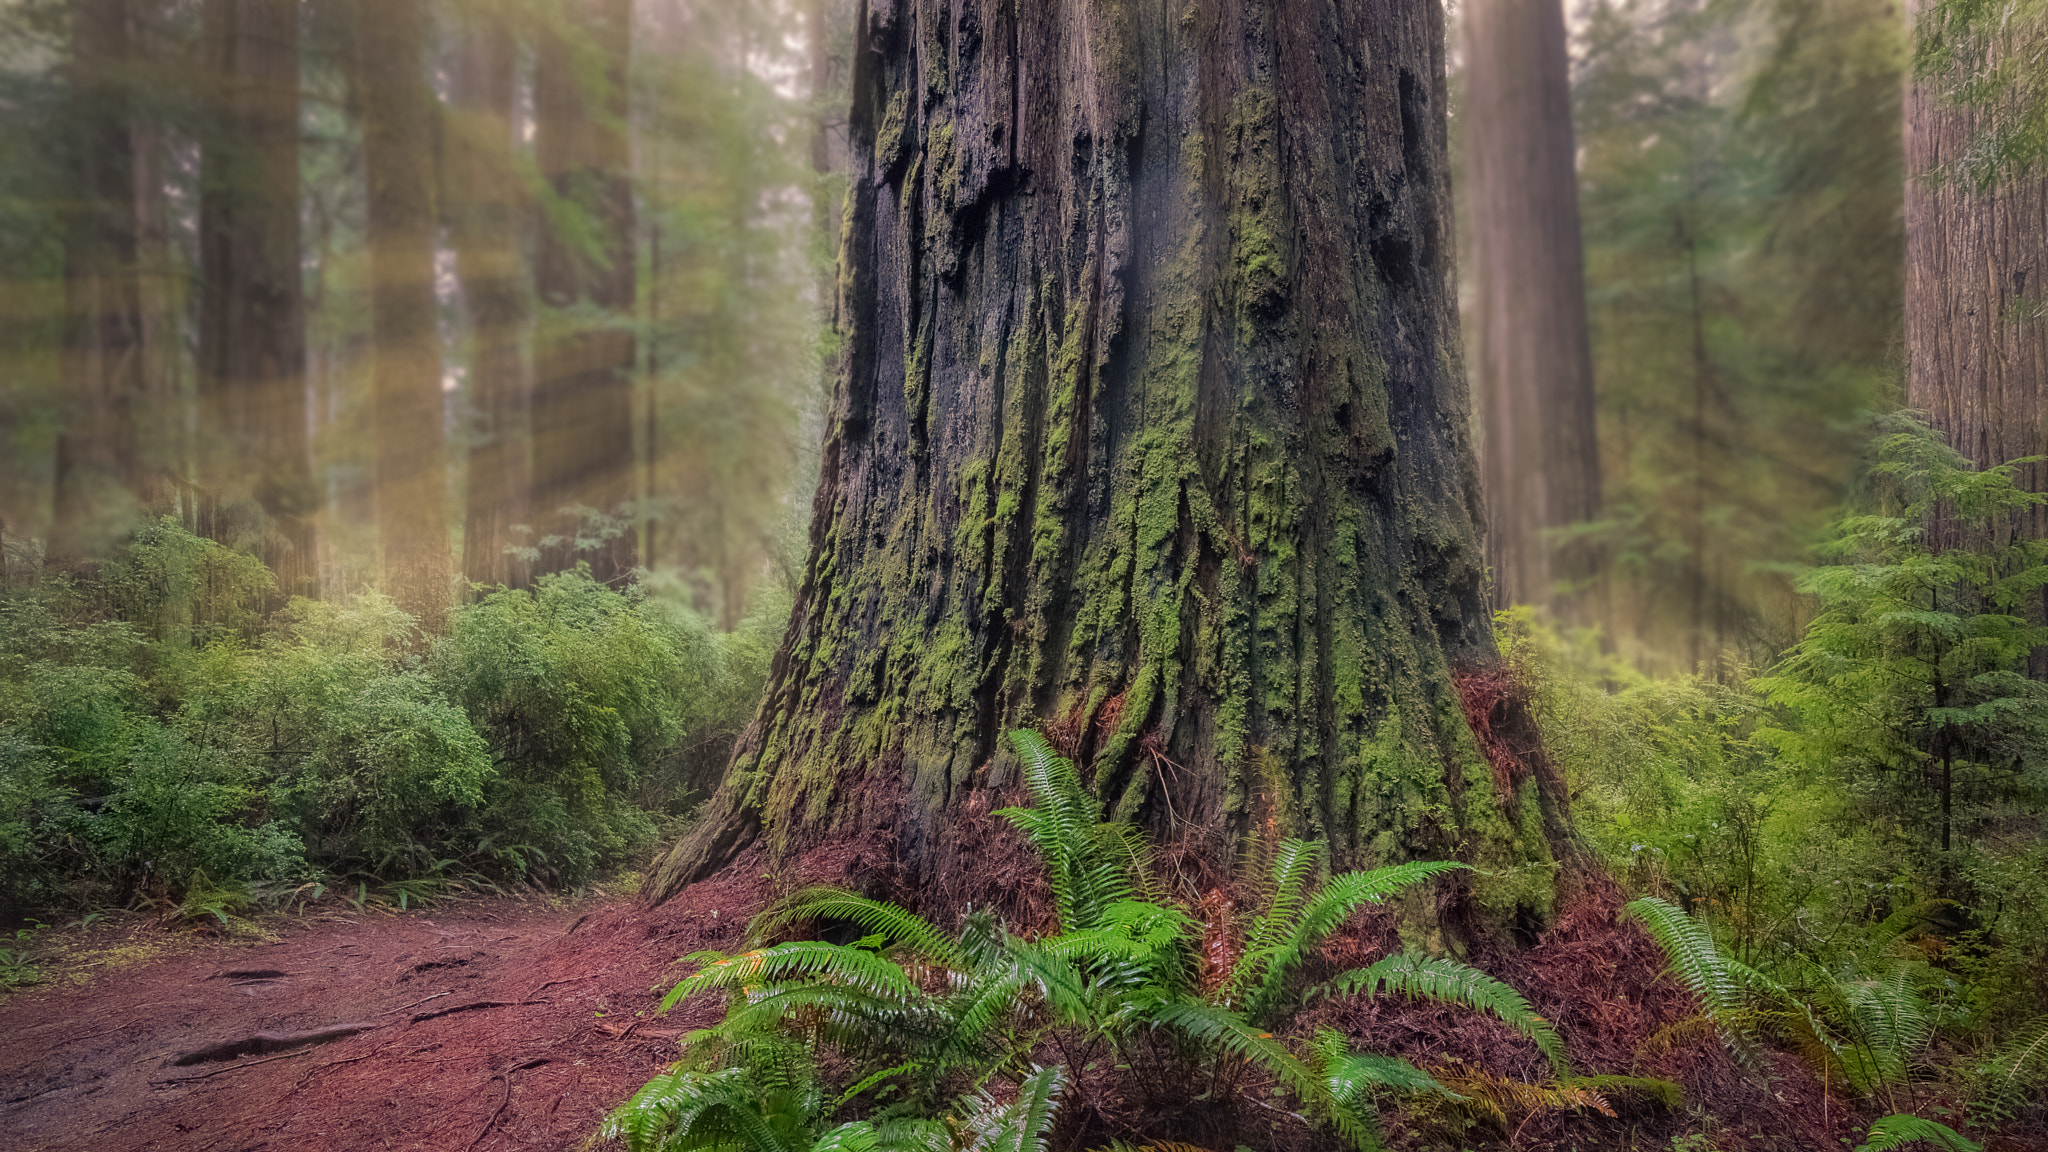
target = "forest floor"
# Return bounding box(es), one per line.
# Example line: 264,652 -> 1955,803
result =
0,869 -> 764,1152
2,861 -> 2034,1152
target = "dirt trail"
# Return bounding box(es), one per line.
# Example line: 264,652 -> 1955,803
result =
0,873 -> 762,1152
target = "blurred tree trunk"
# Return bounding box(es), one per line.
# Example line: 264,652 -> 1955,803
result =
198,0 -> 317,597
531,0 -> 637,585
50,0 -> 150,566
1461,0 -> 1601,620
358,0 -> 451,632
446,6 -> 531,592
651,0 -> 1553,913
1905,18 -> 2048,543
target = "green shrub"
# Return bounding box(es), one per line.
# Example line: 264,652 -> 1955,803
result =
95,726 -> 302,889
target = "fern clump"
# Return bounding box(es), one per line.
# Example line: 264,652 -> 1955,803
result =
617,728 -> 1591,1152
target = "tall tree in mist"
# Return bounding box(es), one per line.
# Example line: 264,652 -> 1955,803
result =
1908,0 -> 2048,544
651,0 -> 1558,909
357,0 -> 451,631
50,0 -> 151,566
1461,0 -> 1601,620
1574,0 -> 1902,670
531,0 -> 637,585
445,1 -> 530,592
197,0 -> 316,596
636,0 -> 820,627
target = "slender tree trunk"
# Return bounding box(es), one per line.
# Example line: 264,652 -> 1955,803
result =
1461,0 -> 1601,619
651,0 -> 1550,911
1906,0 -> 2048,530
50,0 -> 149,567
359,0 -> 452,633
531,0 -> 638,585
446,7 -> 531,592
1905,0 -> 2048,673
198,0 -> 316,597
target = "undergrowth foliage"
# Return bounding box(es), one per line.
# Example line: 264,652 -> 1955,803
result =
0,521 -> 773,907
611,729 -> 1609,1152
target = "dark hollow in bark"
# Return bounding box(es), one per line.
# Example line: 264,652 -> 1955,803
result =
650,0 -> 1555,913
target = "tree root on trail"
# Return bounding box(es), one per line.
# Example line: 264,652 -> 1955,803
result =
464,1059 -> 548,1152
151,1048 -> 314,1083
410,998 -> 544,1023
165,1022 -> 382,1066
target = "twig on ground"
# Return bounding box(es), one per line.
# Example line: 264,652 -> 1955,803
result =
383,991 -> 452,1015
464,1072 -> 513,1152
463,1058 -> 547,1152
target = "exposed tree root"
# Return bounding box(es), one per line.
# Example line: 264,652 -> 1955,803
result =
410,999 -> 543,1023
166,1022 -> 381,1067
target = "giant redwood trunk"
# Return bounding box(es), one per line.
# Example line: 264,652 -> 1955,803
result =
649,0 -> 1552,908
1461,0 -> 1601,618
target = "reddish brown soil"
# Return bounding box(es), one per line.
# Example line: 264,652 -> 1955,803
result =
0,870 -> 764,1152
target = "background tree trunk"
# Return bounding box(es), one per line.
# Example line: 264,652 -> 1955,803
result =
1904,18 -> 2048,542
198,0 -> 316,597
50,0 -> 150,567
531,0 -> 638,585
1461,0 -> 1601,619
358,0 -> 451,632
447,6 -> 531,592
652,0 -> 1551,912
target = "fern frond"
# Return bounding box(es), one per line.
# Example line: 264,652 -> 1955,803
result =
867,1117 -> 955,1152
1147,995 -> 1332,1115
749,887 -> 966,968
661,942 -> 922,1012
1622,895 -> 1768,1067
1633,1013 -> 1718,1067
1327,1052 -> 1462,1100
1237,860 -> 1468,1024
1325,953 -> 1569,1077
959,1063 -> 1066,1152
1562,1074 -> 1684,1109
1429,1069 -> 1615,1125
1977,1014 -> 2048,1110
1001,729 -> 1133,931
1853,1113 -> 1982,1152
600,1066 -> 799,1152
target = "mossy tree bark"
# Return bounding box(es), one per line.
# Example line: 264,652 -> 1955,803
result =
1460,0 -> 1601,620
651,0 -> 1551,909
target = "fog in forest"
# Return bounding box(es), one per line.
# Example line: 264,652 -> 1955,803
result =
1,0 -> 2045,1149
